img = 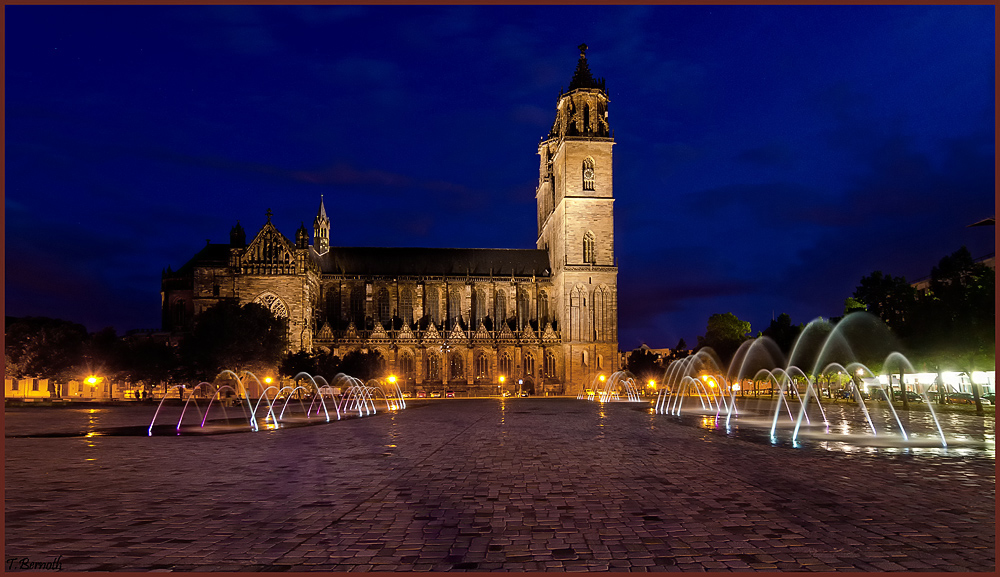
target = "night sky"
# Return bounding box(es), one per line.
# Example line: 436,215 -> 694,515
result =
6,5 -> 995,350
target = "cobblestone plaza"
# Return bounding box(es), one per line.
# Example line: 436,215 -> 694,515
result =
5,399 -> 995,571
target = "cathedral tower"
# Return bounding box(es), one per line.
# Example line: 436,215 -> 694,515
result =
536,44 -> 618,391
314,195 -> 330,255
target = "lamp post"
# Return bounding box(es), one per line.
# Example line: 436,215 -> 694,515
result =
86,375 -> 99,400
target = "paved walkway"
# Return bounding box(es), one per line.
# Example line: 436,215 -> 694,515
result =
5,399 -> 995,571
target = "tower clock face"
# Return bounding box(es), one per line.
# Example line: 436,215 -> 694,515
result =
583,168 -> 595,180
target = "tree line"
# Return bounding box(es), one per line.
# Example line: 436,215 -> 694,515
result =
626,246 -> 994,382
5,300 -> 390,394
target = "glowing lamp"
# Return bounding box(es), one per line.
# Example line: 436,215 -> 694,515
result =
388,375 -> 397,384
499,375 -> 505,384
732,384 -> 741,392
86,375 -> 99,385
648,380 -> 655,388
599,374 -> 606,382
264,376 -> 273,384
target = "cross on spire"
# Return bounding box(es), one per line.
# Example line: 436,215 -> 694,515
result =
266,208 -> 273,223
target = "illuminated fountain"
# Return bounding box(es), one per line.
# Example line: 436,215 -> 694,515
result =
336,374 -> 407,416
579,370 -> 643,402
147,370 -> 405,435
655,313 -> 990,451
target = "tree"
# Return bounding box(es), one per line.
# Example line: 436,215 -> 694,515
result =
696,312 -> 751,365
910,247 -> 995,372
180,300 -> 287,379
4,316 -> 88,382
85,326 -> 126,379
279,350 -> 317,378
120,337 -> 180,394
338,349 -> 386,381
314,350 -> 342,380
626,346 -> 660,381
761,313 -> 802,357
843,297 -> 867,315
852,271 -> 915,332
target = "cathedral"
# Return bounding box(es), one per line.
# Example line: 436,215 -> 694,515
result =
161,45 -> 618,396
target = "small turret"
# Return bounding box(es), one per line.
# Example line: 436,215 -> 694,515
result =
313,195 -> 330,255
295,222 -> 309,249
230,221 -> 246,247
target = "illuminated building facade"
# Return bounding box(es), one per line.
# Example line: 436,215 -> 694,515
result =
162,46 -> 618,395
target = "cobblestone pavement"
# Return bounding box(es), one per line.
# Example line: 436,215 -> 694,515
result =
5,399 -> 995,571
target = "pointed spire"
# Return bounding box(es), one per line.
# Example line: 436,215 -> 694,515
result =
567,43 -> 605,92
313,195 -> 331,255
230,220 -> 246,247
295,221 -> 309,249
317,195 -> 328,221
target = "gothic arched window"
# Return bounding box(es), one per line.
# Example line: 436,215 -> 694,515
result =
172,299 -> 187,328
426,353 -> 441,381
570,286 -> 584,340
583,231 -> 596,264
449,289 -> 463,327
593,286 -> 610,341
539,291 -> 549,327
450,352 -> 464,379
499,352 -> 512,378
400,288 -> 414,326
326,286 -> 341,325
376,287 -> 391,325
523,352 -> 535,378
517,288 -> 530,329
350,286 -> 365,327
425,286 -> 439,325
494,289 -> 507,324
254,292 -> 288,319
399,352 -> 415,379
475,353 -> 490,379
582,157 -> 595,191
473,288 -> 487,328
544,350 -> 557,378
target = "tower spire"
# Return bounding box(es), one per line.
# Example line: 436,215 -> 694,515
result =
313,195 -> 330,255
547,44 -> 611,141
567,42 -> 605,92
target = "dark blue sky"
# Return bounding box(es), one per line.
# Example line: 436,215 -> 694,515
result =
6,5 -> 995,350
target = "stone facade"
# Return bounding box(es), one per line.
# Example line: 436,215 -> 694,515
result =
162,46 -> 618,395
